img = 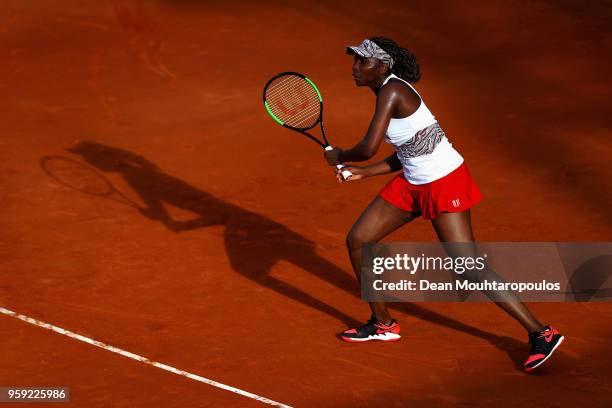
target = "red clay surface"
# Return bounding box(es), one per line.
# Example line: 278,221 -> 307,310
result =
1,0 -> 611,407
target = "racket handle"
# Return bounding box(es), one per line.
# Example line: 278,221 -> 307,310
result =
337,165 -> 353,180
324,146 -> 352,180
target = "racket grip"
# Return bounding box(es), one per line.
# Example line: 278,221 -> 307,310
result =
324,146 -> 352,180
337,165 -> 353,180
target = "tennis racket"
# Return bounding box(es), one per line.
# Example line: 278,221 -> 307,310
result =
262,72 -> 352,180
40,156 -> 143,210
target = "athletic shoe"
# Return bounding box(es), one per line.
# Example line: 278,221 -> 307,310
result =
340,315 -> 401,342
524,325 -> 564,372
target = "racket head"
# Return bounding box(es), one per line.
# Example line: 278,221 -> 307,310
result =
263,72 -> 323,131
41,155 -> 142,209
41,156 -> 116,197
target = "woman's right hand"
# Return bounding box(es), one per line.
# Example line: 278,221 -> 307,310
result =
336,165 -> 369,182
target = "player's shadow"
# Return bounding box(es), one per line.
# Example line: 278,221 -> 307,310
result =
392,303 -> 528,371
65,141 -> 530,369
66,141 -> 360,327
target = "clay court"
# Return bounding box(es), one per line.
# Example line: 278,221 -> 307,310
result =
1,0 -> 611,406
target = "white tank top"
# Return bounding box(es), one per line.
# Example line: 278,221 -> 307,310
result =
382,74 -> 463,184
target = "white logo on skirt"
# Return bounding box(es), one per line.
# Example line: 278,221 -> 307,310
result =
451,199 -> 461,207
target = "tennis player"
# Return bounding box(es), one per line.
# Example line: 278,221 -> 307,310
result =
324,37 -> 564,372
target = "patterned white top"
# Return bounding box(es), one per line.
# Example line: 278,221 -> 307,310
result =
382,74 -> 463,184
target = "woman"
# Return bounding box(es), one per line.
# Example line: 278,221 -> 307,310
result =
324,37 -> 564,372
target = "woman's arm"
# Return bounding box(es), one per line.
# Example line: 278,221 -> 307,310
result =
366,152 -> 403,175
335,152 -> 402,182
324,84 -> 401,165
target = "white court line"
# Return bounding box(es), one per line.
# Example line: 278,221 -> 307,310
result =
0,307 -> 292,408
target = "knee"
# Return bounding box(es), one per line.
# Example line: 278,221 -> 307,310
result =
346,228 -> 368,252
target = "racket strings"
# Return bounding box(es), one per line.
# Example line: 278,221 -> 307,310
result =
42,157 -> 114,196
268,80 -> 319,126
265,75 -> 321,129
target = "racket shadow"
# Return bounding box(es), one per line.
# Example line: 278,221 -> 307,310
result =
64,141 -> 533,366
40,155 -> 141,210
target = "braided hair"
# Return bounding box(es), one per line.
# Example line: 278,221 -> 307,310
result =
369,37 -> 421,83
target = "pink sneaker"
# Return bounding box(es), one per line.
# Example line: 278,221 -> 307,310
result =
524,325 -> 565,372
340,315 -> 401,342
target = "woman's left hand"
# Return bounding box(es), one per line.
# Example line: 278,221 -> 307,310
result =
324,147 -> 343,165
336,165 -> 369,182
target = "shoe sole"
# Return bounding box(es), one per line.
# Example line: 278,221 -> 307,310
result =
524,336 -> 565,372
341,333 -> 401,343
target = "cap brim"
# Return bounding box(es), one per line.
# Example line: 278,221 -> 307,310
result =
346,46 -> 368,57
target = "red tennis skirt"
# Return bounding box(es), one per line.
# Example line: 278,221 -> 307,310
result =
379,163 -> 484,220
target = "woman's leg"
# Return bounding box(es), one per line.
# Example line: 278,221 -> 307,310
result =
431,210 -> 545,333
346,196 -> 418,324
